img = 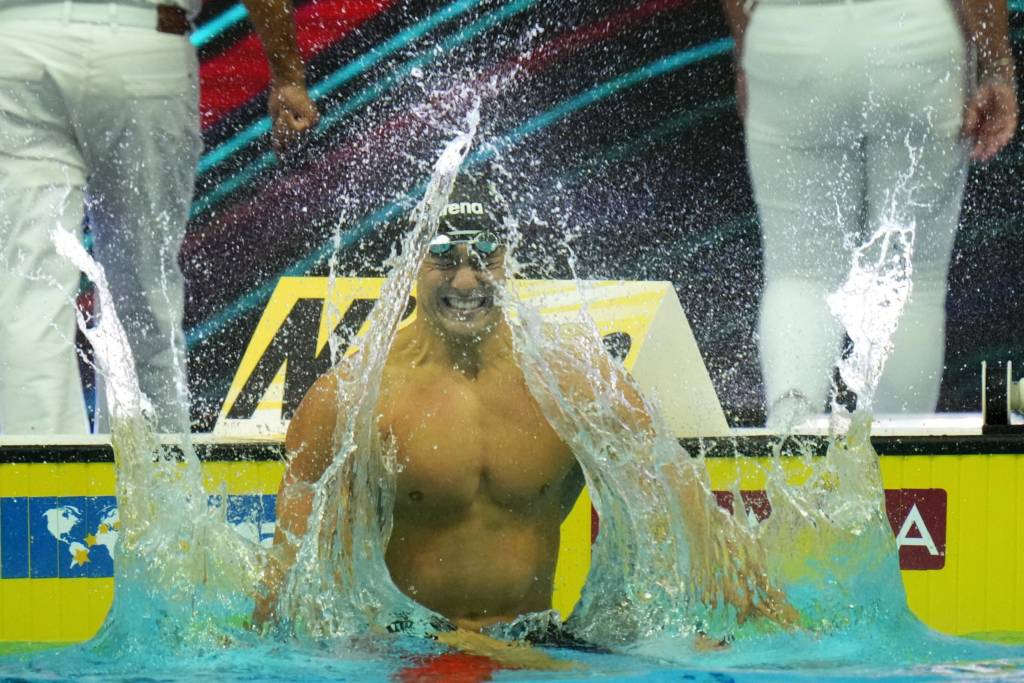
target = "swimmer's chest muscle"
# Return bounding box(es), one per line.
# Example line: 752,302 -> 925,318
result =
378,367 -> 575,514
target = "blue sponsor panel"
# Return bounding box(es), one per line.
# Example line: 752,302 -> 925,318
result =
1,497 -> 29,579
209,493 -> 277,547
1,494 -> 276,580
227,494 -> 277,546
27,496 -> 117,579
28,496 -> 61,579
77,497 -> 118,579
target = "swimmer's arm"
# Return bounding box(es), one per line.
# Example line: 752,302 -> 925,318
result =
557,328 -> 654,434
435,630 -> 576,671
555,348 -> 653,523
581,343 -> 799,627
252,371 -> 342,627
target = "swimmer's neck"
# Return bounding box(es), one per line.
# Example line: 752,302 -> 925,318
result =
407,318 -> 513,378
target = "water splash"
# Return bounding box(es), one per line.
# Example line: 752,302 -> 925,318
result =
50,229 -> 265,657
827,218 -> 916,418
492,177 -> 1020,670
274,105 -> 481,640
28,125 -> 1022,679
496,260 -> 902,652
40,113 -> 487,656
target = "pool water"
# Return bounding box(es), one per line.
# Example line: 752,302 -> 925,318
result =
3,631 -> 1023,682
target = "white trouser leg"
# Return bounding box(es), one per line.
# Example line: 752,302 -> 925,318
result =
79,27 -> 202,433
862,1 -> 968,413
752,144 -> 861,418
0,26 -> 89,434
744,4 -> 865,419
745,0 -> 968,421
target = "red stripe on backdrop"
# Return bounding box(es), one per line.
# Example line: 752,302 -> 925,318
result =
184,0 -> 687,260
199,0 -> 396,128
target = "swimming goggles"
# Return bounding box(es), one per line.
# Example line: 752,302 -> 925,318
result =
429,231 -> 501,257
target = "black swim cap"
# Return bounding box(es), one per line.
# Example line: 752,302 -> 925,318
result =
438,171 -> 510,236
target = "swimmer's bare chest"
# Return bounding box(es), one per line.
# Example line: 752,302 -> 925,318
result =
376,360 -> 581,624
377,362 -> 577,517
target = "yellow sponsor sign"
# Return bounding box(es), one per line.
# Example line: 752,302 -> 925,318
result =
1,452 -> 1021,642
214,277 -> 729,438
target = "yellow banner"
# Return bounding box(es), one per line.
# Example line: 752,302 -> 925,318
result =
214,277 -> 729,438
0,452 -> 1021,641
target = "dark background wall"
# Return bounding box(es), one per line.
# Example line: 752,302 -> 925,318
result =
169,0 -> 1024,429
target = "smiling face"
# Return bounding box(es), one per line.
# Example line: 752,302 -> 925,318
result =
416,242 -> 506,342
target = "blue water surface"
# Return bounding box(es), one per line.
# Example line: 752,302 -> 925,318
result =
2,624 -> 1023,682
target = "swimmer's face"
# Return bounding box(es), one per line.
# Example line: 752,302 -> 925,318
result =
417,243 -> 506,340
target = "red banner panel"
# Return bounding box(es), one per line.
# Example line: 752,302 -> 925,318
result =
884,488 -> 947,570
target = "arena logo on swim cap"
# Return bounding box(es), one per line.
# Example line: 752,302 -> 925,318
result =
441,202 -> 484,216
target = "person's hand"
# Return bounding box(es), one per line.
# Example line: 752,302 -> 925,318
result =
962,79 -> 1018,163
435,630 -> 579,671
268,81 -> 319,156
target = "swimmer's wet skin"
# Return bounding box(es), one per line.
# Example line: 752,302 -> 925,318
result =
253,179 -> 583,668
253,175 -> 796,666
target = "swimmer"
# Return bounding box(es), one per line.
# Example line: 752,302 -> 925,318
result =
253,174 -> 795,659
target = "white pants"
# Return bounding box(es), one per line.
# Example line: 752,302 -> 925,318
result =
743,0 -> 970,421
0,12 -> 202,434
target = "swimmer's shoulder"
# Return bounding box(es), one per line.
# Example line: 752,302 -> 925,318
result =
285,366 -> 350,482
298,364 -> 351,416
542,322 -> 653,429
378,326 -> 431,385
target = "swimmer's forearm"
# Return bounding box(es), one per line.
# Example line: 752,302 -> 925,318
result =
960,0 -> 1015,82
241,0 -> 307,86
252,543 -> 293,628
252,478 -> 312,628
251,587 -> 277,628
436,630 -> 577,671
